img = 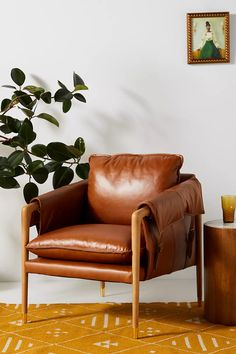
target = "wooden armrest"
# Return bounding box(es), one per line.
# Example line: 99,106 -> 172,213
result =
132,206 -> 150,224
21,203 -> 39,246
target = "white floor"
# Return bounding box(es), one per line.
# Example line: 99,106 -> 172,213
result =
0,273 -> 199,304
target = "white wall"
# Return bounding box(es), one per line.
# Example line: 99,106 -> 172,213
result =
0,0 -> 236,281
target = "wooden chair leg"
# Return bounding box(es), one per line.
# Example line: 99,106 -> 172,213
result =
132,207 -> 150,339
100,281 -> 105,297
196,214 -> 202,307
22,272 -> 28,323
21,203 -> 38,324
132,268 -> 140,339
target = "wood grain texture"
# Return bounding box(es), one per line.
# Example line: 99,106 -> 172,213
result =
204,223 -> 236,325
21,202 -> 39,323
132,206 -> 150,338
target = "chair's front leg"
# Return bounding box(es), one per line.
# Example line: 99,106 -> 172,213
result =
21,203 -> 38,324
131,207 -> 150,339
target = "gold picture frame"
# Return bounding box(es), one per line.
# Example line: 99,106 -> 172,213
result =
187,12 -> 230,64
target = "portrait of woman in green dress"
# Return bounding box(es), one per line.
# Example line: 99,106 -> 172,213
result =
188,12 -> 230,64
199,21 -> 221,59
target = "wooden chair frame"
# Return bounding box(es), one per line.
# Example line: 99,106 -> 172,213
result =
21,203 -> 202,339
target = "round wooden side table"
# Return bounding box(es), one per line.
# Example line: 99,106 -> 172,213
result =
204,220 -> 236,325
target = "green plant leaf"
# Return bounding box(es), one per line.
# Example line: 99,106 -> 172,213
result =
14,166 -> 24,176
28,99 -> 37,109
23,152 -> 32,164
73,72 -> 85,87
53,166 -> 74,189
34,90 -> 42,100
11,68 -> 25,86
37,113 -> 59,127
2,85 -> 17,89
23,182 -> 38,203
0,176 -> 20,189
47,142 -> 74,162
0,124 -> 12,134
41,91 -> 51,104
8,118 -> 21,133
18,119 -> 36,145
31,144 -> 47,158
45,161 -> 62,173
8,151 -> 24,168
1,116 -> 21,133
74,84 -> 88,91
67,145 -> 82,158
14,90 -> 33,109
27,160 -> 44,174
23,85 -> 45,99
74,137 -> 85,155
32,167 -> 48,184
0,157 -> 14,177
58,80 -> 68,90
1,98 -> 11,111
23,85 -> 45,95
73,93 -> 86,103
9,136 -> 25,148
76,163 -> 90,179
54,88 -> 73,102
0,166 -> 15,177
0,114 -> 9,122
0,157 -> 8,166
19,108 -> 34,118
62,99 -> 72,113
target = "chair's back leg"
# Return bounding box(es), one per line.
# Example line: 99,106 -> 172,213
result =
100,281 -> 105,297
195,214 -> 202,307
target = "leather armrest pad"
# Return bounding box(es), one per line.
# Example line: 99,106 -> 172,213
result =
139,175 -> 204,233
32,180 -> 88,234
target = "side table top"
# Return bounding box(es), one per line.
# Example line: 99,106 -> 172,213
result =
204,219 -> 236,229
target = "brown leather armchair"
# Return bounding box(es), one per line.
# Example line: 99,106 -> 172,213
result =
21,154 -> 204,338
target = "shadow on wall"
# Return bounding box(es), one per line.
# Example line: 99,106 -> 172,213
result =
82,87 -> 174,156
30,74 -> 50,90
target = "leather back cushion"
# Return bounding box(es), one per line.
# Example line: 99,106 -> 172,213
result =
87,154 -> 183,224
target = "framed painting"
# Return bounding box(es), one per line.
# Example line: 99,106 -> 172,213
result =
187,12 -> 230,64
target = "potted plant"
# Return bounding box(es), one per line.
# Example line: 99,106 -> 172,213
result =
0,68 -> 89,203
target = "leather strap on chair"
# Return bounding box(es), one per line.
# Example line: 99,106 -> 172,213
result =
139,175 -> 204,279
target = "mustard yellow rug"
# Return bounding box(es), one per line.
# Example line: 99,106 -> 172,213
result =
0,302 -> 235,353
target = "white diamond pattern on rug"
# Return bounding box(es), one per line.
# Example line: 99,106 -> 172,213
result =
94,339 -> 119,349
8,319 -> 24,327
53,308 -> 73,316
0,336 -> 34,353
162,332 -> 236,352
139,326 -> 161,336
67,312 -> 132,330
46,327 -> 68,338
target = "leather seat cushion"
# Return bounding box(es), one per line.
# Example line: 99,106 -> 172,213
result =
26,224 -> 146,264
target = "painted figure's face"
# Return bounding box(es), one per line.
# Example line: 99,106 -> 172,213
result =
206,24 -> 211,31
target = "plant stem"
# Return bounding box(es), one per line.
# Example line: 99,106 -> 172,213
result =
26,149 -> 79,166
